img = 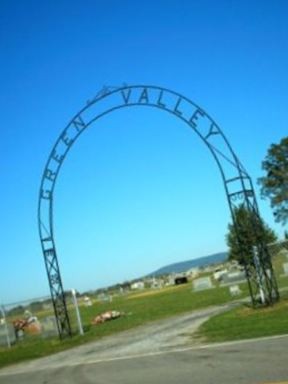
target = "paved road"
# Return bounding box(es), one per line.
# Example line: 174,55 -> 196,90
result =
1,336 -> 288,384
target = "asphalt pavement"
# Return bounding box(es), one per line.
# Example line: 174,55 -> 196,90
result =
1,335 -> 288,384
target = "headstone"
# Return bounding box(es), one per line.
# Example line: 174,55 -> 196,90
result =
151,279 -> 163,289
222,271 -> 246,284
130,281 -> 145,290
0,323 -> 16,346
186,268 -> 199,279
97,293 -> 112,303
283,263 -> 288,275
229,285 -> 242,297
83,296 -> 92,307
41,316 -> 58,338
193,277 -> 213,291
24,310 -> 32,319
43,303 -> 52,311
213,269 -> 228,281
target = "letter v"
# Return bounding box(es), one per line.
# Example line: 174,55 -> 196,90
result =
121,89 -> 132,104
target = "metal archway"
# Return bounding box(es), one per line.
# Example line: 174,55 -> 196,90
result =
38,85 -> 279,338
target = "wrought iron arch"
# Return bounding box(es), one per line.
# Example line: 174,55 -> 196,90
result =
38,85 -> 279,338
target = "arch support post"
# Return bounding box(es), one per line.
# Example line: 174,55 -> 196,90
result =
43,245 -> 72,337
39,195 -> 72,338
226,175 -> 279,306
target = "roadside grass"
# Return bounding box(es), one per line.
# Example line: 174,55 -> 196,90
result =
0,283 -> 244,368
195,291 -> 288,343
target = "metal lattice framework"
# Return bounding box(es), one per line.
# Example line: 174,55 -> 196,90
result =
38,85 -> 279,338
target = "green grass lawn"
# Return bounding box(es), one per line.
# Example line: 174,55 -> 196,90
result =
196,291 -> 288,343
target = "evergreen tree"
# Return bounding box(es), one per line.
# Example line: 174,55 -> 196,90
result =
258,136 -> 288,225
226,204 -> 277,265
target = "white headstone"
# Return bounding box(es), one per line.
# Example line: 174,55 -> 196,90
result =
0,323 -> 16,346
283,263 -> 288,275
222,271 -> 246,284
229,285 -> 242,296
193,277 -> 213,291
213,269 -> 228,281
41,316 -> 58,338
83,296 -> 92,306
97,293 -> 112,302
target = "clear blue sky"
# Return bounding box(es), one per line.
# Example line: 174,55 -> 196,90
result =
1,0 -> 287,304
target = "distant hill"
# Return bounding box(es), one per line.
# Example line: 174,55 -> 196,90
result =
149,252 -> 228,276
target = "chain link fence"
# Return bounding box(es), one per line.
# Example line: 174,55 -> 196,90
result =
0,291 -> 85,348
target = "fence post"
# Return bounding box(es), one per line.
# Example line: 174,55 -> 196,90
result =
71,289 -> 84,335
0,305 -> 11,348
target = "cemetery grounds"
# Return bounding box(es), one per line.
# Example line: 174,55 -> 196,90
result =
0,250 -> 288,368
